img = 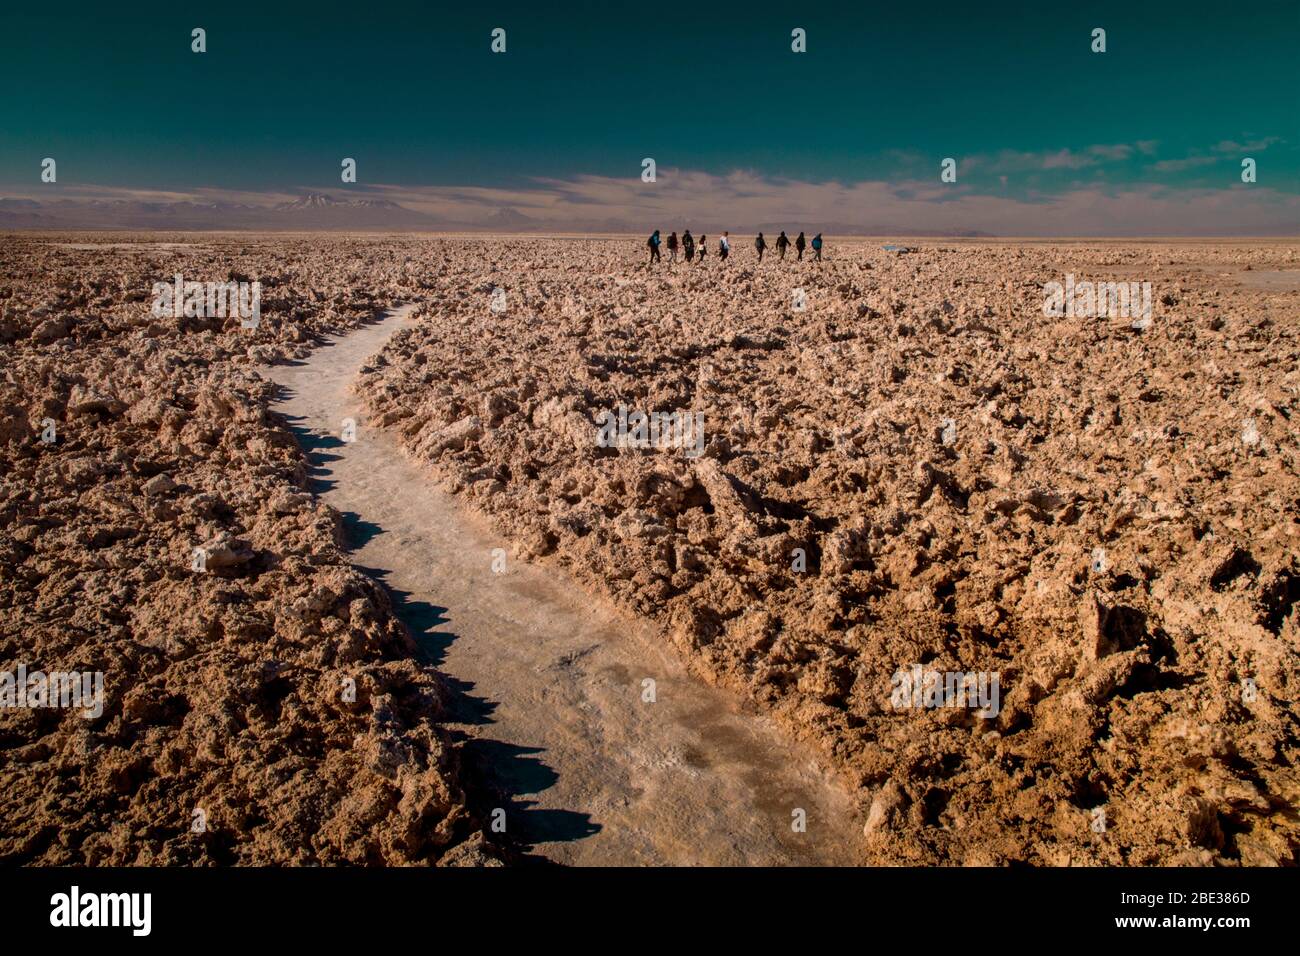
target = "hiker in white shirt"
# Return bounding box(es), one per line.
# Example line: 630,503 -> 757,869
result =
719,232 -> 731,260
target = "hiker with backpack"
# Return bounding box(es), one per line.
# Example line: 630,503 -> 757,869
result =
812,233 -> 823,261
647,229 -> 661,264
755,232 -> 767,261
682,230 -> 695,262
667,231 -> 679,263
776,231 -> 790,259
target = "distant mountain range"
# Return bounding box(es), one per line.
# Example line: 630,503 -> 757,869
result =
0,193 -> 441,231
0,193 -> 995,236
274,194 -> 403,212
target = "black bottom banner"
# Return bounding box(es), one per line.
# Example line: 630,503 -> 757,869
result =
0,865 -> 1280,942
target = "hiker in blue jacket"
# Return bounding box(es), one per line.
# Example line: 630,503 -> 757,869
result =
647,229 -> 661,264
812,233 -> 823,261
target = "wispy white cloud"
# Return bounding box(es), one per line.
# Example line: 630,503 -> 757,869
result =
964,143 -> 1139,174
352,171 -> 1300,235
1151,156 -> 1220,173
1144,137 -> 1285,173
1212,136 -> 1282,153
5,167 -> 1297,236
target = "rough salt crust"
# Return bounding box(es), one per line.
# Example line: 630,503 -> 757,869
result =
0,235 -> 502,865
2,233 -> 1296,866
358,236 -> 1299,866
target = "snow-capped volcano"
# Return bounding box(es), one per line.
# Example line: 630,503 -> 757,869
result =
275,193 -> 403,211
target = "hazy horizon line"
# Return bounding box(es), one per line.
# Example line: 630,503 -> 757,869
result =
3,166 -> 1298,237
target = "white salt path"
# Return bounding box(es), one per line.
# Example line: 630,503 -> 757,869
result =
263,305 -> 860,865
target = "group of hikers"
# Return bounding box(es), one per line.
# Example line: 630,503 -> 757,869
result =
646,229 -> 823,265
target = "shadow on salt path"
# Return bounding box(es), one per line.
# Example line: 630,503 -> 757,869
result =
273,403 -> 603,858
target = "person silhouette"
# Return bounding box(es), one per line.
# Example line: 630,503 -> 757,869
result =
647,229 -> 661,264
776,231 -> 790,260
667,231 -> 679,263
812,232 -> 823,261
682,230 -> 695,262
795,232 -> 806,260
755,232 -> 767,261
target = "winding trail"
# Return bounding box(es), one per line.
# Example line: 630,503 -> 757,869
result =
264,306 -> 860,865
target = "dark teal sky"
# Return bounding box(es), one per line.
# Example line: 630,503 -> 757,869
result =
1,0 -> 1296,200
